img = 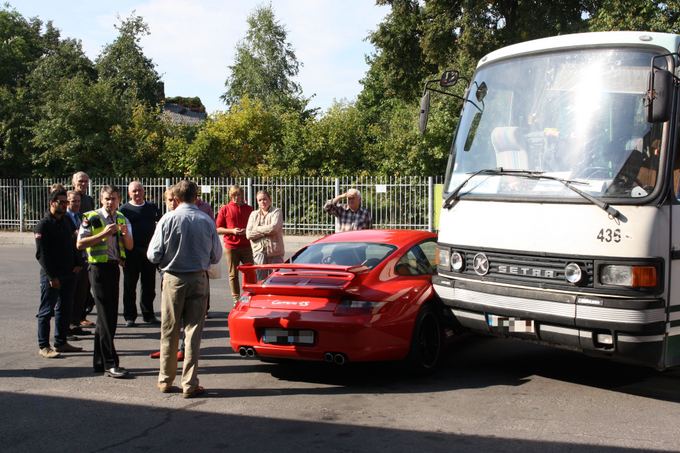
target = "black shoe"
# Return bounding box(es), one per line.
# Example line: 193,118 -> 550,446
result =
125,320 -> 136,328
144,317 -> 160,325
69,327 -> 91,336
105,367 -> 130,379
66,335 -> 80,342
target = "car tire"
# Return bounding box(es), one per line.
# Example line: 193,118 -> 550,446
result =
406,303 -> 444,374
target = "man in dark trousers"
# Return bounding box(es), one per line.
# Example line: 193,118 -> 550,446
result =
71,171 -> 96,316
65,190 -> 92,338
35,188 -> 84,358
77,185 -> 134,378
120,181 -> 161,327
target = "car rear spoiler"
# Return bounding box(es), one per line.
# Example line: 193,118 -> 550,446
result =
238,263 -> 367,296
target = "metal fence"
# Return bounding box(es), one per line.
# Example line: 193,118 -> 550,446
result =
0,176 -> 444,234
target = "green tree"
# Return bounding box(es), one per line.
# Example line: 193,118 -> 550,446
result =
589,0 -> 680,32
96,14 -> 164,106
30,77 -> 128,176
221,5 -> 309,113
186,97 -> 280,176
0,5 -> 64,177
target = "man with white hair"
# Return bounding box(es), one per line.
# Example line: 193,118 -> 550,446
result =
120,181 -> 161,327
72,171 -> 95,213
323,188 -> 372,232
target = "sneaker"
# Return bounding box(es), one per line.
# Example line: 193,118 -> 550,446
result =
125,320 -> 136,328
55,342 -> 83,353
144,316 -> 160,325
149,351 -> 161,359
177,351 -> 184,362
66,335 -> 80,342
39,347 -> 61,359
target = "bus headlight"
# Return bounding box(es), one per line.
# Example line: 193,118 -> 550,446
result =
451,252 -> 465,272
564,262 -> 583,284
600,265 -> 657,288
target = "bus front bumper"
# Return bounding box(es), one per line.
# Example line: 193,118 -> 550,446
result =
434,275 -> 667,368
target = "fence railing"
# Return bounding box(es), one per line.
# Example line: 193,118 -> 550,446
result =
0,176 -> 444,234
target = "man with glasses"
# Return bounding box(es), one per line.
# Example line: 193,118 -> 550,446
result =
323,188 -> 372,232
34,188 -> 84,358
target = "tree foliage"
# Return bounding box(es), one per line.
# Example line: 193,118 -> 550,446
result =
96,14 -> 164,106
221,5 -> 307,113
4,2 -> 680,180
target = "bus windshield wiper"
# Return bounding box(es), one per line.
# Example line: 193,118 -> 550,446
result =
443,168 -> 621,219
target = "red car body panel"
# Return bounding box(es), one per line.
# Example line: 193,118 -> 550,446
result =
228,230 -> 437,363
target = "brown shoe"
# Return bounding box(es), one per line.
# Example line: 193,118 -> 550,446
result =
39,347 -> 61,359
183,385 -> 205,399
158,383 -> 171,393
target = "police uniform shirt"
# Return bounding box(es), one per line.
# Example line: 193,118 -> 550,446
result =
78,208 -> 133,261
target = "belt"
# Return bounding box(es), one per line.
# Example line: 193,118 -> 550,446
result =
92,260 -> 119,265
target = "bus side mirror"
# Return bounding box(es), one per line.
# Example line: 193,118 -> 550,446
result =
440,70 -> 460,87
647,68 -> 673,123
419,91 -> 431,135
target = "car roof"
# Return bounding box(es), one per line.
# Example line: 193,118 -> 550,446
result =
313,229 -> 437,248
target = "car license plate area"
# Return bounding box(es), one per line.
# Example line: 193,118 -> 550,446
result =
261,328 -> 315,345
487,314 -> 535,334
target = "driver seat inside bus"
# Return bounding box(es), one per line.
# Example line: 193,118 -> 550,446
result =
491,126 -> 529,170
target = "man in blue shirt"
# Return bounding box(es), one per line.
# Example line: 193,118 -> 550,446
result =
147,180 -> 222,398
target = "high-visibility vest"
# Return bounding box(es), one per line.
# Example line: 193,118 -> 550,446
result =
82,210 -> 127,263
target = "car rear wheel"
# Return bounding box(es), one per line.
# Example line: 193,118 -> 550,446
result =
406,304 -> 443,374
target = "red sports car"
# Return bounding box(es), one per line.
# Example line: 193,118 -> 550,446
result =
228,229 -> 449,371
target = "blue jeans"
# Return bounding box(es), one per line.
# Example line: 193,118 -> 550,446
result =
37,272 -> 75,348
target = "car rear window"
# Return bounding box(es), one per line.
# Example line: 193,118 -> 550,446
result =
291,242 -> 396,268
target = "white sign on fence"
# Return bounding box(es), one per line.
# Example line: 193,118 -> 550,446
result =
375,184 -> 387,193
201,185 -> 211,194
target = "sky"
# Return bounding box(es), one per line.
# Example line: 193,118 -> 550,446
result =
8,0 -> 389,114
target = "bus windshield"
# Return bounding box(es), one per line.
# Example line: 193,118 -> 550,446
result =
448,48 -> 664,201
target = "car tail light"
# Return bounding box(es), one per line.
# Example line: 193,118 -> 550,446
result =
334,299 -> 386,316
600,265 -> 657,288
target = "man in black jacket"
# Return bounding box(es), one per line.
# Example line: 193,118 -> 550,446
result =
35,188 -> 85,358
120,181 -> 161,326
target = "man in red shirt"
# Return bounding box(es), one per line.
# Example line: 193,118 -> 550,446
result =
216,185 -> 254,303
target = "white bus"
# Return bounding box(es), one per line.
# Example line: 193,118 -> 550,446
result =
421,31 -> 680,369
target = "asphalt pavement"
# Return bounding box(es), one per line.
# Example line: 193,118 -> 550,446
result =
1,234 -> 680,452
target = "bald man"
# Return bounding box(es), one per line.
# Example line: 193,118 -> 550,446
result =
120,181 -> 161,326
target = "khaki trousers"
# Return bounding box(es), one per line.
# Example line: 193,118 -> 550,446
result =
158,271 -> 208,392
226,247 -> 253,301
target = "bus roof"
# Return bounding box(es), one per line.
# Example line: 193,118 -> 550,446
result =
478,31 -> 680,68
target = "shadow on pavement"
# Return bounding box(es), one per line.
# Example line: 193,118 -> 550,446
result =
0,390 -> 665,453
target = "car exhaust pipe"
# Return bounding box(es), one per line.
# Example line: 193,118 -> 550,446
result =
333,353 -> 346,366
239,346 -> 256,358
323,352 -> 334,363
